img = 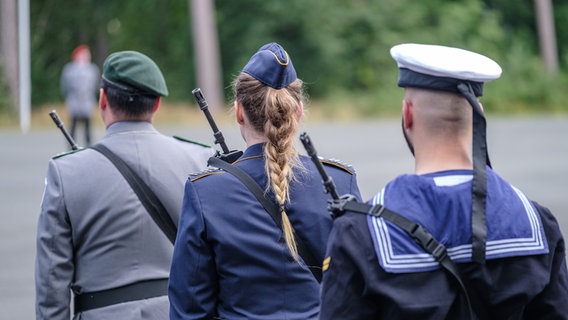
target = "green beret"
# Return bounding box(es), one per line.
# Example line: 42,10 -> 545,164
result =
102,51 -> 168,97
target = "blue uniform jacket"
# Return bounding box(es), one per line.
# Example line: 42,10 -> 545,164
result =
169,143 -> 361,320
320,169 -> 568,319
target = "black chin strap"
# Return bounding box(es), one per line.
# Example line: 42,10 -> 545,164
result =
457,83 -> 489,264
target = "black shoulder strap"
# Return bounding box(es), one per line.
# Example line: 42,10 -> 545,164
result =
208,156 -> 282,226
90,144 -> 177,245
208,156 -> 322,282
333,198 -> 478,320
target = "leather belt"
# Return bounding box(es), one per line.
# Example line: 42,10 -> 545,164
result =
74,278 -> 168,314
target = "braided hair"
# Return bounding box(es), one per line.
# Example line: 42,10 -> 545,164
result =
233,72 -> 305,260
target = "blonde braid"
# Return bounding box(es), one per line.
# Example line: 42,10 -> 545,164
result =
264,95 -> 299,261
234,73 -> 304,261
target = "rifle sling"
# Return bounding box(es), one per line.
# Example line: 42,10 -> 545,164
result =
208,156 -> 322,282
90,144 -> 177,245
338,200 -> 480,320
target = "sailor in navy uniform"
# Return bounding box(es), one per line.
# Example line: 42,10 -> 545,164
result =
320,44 -> 568,319
168,43 -> 361,320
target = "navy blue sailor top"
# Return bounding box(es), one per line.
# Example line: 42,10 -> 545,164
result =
320,168 -> 568,319
169,143 -> 361,320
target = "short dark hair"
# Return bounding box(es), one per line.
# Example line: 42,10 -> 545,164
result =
102,79 -> 158,117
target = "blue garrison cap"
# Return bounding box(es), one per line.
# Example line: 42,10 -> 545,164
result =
390,43 -> 502,97
242,42 -> 297,89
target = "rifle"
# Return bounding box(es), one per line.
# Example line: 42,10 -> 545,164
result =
299,132 -> 341,201
299,132 -> 360,217
192,88 -> 243,163
49,110 -> 80,150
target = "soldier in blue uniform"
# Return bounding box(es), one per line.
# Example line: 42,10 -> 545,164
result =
36,51 -> 214,320
168,42 -> 362,320
320,43 -> 568,319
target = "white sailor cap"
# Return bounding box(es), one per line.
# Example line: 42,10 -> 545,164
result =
390,43 -> 502,97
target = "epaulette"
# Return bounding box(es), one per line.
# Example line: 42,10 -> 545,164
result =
320,157 -> 355,175
189,167 -> 224,182
51,148 -> 87,159
173,135 -> 211,148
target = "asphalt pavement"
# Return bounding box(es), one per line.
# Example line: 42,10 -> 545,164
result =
1,115 -> 567,319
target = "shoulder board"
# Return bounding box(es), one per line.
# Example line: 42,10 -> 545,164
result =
320,157 -> 355,175
51,147 -> 87,159
173,135 -> 211,148
189,168 -> 224,182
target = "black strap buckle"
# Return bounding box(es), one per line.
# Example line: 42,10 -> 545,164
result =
368,204 -> 385,217
409,224 -> 448,262
328,194 -> 358,218
431,243 -> 448,262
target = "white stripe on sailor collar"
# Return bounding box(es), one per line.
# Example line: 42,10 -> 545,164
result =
433,175 -> 472,187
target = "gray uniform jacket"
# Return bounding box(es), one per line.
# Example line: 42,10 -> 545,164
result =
35,121 -> 215,320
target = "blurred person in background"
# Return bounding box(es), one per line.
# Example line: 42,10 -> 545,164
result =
60,45 -> 100,146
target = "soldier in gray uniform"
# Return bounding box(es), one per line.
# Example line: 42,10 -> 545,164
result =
35,50 -> 214,320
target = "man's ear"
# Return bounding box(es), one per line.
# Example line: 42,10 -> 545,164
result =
153,97 -> 161,113
235,101 -> 245,125
402,98 -> 413,129
99,88 -> 106,110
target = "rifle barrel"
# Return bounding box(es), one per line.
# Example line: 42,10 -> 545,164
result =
299,132 -> 340,200
192,88 -> 230,154
49,110 -> 79,150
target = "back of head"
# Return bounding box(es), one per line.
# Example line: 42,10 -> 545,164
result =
72,45 -> 91,63
405,87 -> 472,138
102,50 -> 168,118
234,42 -> 304,179
234,42 -> 305,260
390,43 -> 502,264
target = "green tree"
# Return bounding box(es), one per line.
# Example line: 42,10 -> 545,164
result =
26,0 -> 568,114
30,0 -> 195,105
